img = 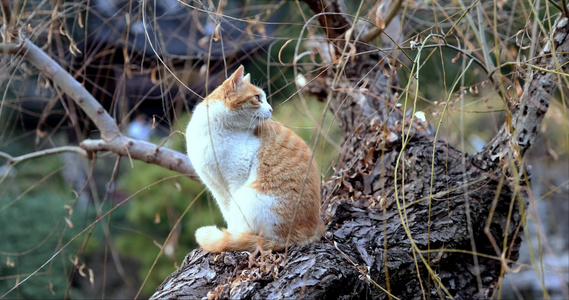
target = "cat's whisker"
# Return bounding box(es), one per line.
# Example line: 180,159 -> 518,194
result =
247,111 -> 259,132
268,120 -> 277,139
266,118 -> 282,138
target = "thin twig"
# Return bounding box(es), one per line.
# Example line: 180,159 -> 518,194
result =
401,39 -> 491,76
0,146 -> 88,165
550,0 -> 567,15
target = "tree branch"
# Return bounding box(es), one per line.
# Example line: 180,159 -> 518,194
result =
360,0 -> 403,43
0,146 -> 87,165
0,39 -> 199,180
2,39 -> 120,140
81,138 -> 199,181
472,14 -> 569,171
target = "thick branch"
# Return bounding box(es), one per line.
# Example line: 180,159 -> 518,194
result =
81,138 -> 199,181
0,39 -> 198,180
361,0 -> 403,43
473,15 -> 569,170
3,39 -> 120,140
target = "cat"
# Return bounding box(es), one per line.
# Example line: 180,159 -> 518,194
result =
185,66 -> 324,253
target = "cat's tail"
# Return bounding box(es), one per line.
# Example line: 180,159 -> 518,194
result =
195,226 -> 288,253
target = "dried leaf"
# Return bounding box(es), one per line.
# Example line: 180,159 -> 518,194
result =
78,263 -> 86,277
279,39 -> 293,65
63,204 -> 73,216
367,147 -> 376,165
469,85 -> 479,95
451,51 -> 460,63
348,43 -> 357,62
213,23 -> 221,41
88,268 -> 94,286
78,11 -> 84,28
64,217 -> 74,228
361,77 -> 369,90
432,36 -> 444,45
6,256 -> 15,267
151,68 -> 161,85
375,3 -> 386,29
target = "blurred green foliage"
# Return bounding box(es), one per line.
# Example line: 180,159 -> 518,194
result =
0,192 -> 78,299
0,148 -> 83,298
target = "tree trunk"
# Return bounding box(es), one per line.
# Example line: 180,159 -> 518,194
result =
152,2 -> 568,299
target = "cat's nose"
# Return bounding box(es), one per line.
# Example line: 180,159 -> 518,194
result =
269,108 -> 273,113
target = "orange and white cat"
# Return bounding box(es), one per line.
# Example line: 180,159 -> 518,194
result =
186,66 -> 324,253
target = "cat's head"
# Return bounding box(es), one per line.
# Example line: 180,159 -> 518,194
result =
206,66 -> 272,128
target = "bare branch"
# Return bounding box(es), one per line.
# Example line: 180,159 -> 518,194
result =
0,39 -> 199,180
1,39 -> 121,140
0,146 -> 88,166
473,14 -> 569,171
81,138 -> 199,181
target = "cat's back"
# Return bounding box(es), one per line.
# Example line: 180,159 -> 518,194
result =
252,120 -> 323,241
252,120 -> 319,196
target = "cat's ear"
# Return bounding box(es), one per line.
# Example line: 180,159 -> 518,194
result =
226,65 -> 245,90
243,73 -> 251,84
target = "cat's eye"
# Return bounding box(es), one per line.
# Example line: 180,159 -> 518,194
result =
254,95 -> 261,103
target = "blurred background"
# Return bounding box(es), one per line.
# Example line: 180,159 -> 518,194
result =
0,0 -> 567,298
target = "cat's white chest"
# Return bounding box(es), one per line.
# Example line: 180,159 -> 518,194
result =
186,102 -> 260,201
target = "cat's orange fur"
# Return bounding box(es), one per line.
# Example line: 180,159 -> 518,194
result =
186,66 -> 324,253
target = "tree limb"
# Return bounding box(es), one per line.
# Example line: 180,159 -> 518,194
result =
472,14 -> 569,171
0,39 -> 199,180
81,138 -> 199,181
3,39 -> 120,140
0,146 -> 87,165
361,0 -> 403,43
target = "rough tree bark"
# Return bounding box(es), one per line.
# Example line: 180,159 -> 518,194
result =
151,2 -> 568,300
